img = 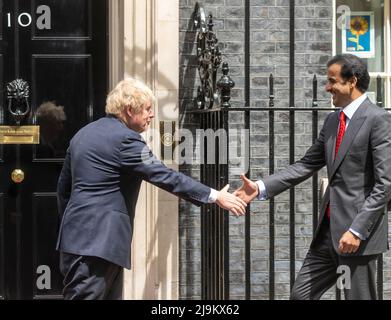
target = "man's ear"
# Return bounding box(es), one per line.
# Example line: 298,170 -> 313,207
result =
349,76 -> 358,89
125,105 -> 133,118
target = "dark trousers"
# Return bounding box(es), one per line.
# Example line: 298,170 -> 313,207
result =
59,252 -> 124,300
291,219 -> 378,300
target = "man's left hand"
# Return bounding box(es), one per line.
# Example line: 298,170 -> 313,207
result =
338,231 -> 361,254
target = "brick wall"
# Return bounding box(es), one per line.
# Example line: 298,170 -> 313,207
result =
179,0 -> 391,300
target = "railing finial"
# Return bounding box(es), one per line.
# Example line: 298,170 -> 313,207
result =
312,74 -> 318,108
193,2 -> 232,109
217,62 -> 235,108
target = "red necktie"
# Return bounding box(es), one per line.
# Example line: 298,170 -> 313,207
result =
326,112 -> 346,219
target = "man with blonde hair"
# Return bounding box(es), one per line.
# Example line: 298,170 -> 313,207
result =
56,77 -> 246,300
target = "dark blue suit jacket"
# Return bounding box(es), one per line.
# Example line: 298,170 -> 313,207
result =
56,115 -> 211,268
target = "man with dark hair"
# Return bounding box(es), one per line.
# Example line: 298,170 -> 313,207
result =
235,54 -> 391,299
326,54 -> 371,94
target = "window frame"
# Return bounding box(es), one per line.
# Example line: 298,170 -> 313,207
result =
333,0 -> 391,108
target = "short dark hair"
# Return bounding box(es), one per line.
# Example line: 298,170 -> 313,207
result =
326,54 -> 370,93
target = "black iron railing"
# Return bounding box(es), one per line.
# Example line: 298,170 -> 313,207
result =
189,1 -> 388,300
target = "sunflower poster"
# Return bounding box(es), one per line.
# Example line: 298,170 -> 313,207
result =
342,12 -> 375,58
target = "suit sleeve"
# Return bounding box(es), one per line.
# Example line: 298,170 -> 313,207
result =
350,112 -> 391,238
57,147 -> 72,221
119,134 -> 211,206
262,113 -> 330,198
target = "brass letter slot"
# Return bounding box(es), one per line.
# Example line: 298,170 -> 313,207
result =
0,126 -> 40,144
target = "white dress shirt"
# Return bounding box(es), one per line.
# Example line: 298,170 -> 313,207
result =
208,188 -> 218,203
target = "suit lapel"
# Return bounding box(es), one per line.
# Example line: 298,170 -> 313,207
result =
329,99 -> 369,180
326,112 -> 338,177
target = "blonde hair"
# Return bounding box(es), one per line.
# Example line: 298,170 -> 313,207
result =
105,78 -> 155,115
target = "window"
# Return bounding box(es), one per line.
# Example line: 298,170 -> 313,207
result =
334,0 -> 390,107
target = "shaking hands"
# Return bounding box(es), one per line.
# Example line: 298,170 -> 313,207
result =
216,184 -> 247,216
234,174 -> 259,204
215,174 -> 260,216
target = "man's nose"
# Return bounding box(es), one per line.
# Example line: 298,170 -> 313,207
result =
325,83 -> 332,92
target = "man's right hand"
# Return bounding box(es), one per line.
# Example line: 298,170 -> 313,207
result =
233,174 -> 259,204
216,184 -> 247,216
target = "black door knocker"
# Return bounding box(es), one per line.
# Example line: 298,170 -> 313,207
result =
7,79 -> 30,125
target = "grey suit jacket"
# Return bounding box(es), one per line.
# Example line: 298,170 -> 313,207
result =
56,115 -> 211,268
263,98 -> 391,256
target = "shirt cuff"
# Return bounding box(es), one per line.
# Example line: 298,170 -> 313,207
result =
255,180 -> 268,200
349,228 -> 365,240
208,188 -> 218,203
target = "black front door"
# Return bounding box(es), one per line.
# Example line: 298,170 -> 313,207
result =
0,0 -> 108,299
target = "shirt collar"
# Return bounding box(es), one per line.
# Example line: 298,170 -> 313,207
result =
342,93 -> 367,120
